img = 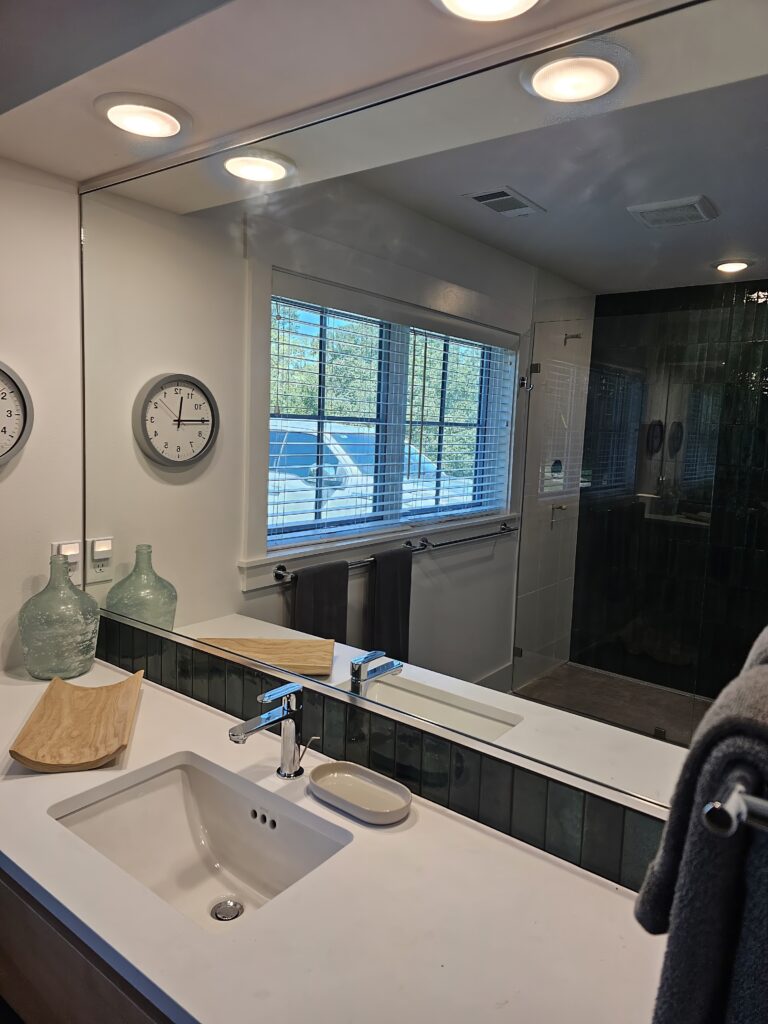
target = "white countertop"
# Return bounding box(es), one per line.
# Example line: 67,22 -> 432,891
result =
182,612 -> 684,807
0,662 -> 665,1024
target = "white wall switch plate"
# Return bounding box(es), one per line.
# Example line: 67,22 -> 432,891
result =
86,536 -> 114,584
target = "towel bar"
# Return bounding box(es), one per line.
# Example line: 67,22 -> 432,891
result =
702,779 -> 768,837
272,522 -> 517,584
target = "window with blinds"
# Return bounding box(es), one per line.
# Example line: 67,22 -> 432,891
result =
268,295 -> 516,545
581,366 -> 643,494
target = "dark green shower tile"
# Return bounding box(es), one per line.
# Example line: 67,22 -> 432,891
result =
394,723 -> 422,794
345,706 -> 370,766
225,662 -> 244,718
208,657 -> 226,711
161,638 -> 177,690
479,757 -> 513,833
421,734 -> 450,806
449,745 -> 480,820
192,649 -> 209,704
621,811 -> 664,892
369,714 -> 395,777
581,795 -> 624,882
131,627 -> 147,677
176,645 -> 193,698
118,623 -> 133,672
302,688 -> 324,749
95,617 -> 107,661
322,698 -> 346,760
243,668 -> 262,719
511,769 -> 547,849
146,632 -> 162,682
545,782 -> 584,865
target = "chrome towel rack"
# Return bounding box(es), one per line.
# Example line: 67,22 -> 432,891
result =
272,521 -> 517,584
702,776 -> 768,837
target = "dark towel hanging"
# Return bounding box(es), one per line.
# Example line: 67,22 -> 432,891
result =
367,547 -> 413,662
291,561 -> 349,644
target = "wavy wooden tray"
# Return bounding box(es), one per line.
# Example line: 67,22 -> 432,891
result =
9,672 -> 143,773
200,637 -> 335,676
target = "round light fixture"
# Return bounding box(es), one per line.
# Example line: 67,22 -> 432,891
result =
715,260 -> 752,274
94,93 -> 189,138
431,0 -> 540,20
530,56 -> 620,102
224,152 -> 295,182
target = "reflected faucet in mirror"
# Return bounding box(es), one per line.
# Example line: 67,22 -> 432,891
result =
350,651 -> 404,695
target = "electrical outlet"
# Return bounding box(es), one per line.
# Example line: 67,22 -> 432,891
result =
51,541 -> 82,586
86,536 -> 114,584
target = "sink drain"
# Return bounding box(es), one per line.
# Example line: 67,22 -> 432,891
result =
210,898 -> 244,922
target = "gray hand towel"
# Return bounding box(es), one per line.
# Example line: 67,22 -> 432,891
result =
291,561 -> 349,644
367,547 -> 413,662
635,631 -> 768,1024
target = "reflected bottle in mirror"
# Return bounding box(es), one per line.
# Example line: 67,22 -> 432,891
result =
19,554 -> 100,679
106,544 -> 177,631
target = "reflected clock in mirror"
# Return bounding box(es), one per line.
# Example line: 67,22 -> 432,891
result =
0,360 -> 34,466
132,374 -> 219,466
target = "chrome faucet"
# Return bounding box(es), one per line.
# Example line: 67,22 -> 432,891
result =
228,682 -> 304,779
350,650 -> 403,695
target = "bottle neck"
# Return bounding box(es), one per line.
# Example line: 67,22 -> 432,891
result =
48,555 -> 72,588
134,545 -> 154,573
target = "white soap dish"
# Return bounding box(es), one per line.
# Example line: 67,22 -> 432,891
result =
308,761 -> 412,825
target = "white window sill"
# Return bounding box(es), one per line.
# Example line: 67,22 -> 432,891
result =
237,511 -> 519,592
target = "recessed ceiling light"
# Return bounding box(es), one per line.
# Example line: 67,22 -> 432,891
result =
530,56 -> 620,102
224,152 -> 295,182
94,93 -> 189,138
431,0 -> 539,20
715,260 -> 752,274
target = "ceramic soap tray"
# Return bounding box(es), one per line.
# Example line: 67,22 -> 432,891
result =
308,761 -> 412,825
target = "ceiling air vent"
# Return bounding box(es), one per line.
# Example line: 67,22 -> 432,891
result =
627,195 -> 719,229
465,187 -> 545,218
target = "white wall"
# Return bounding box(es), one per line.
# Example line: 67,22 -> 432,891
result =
0,159 -> 82,670
82,192 -> 248,627
514,271 -> 595,688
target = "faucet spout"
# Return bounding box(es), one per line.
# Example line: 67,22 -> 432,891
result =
350,651 -> 404,695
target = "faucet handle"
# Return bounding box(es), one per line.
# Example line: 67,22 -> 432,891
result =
351,650 -> 386,667
258,681 -> 303,705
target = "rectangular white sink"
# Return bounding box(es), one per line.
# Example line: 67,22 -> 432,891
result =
363,676 -> 522,742
50,752 -> 351,932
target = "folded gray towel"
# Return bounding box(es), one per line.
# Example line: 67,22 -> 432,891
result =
636,648 -> 768,1024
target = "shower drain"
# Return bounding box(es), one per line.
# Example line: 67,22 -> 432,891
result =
210,898 -> 245,922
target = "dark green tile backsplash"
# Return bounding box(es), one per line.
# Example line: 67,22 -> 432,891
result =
98,618 -> 664,891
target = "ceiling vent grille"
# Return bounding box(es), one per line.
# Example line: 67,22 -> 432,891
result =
465,187 -> 545,218
627,195 -> 719,229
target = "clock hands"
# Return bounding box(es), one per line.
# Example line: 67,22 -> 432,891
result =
175,396 -> 184,430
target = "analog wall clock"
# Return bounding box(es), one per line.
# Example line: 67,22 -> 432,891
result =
0,361 -> 34,467
132,373 -> 220,466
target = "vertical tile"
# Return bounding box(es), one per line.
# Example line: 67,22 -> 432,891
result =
302,688 -> 324,749
118,624 -> 133,672
105,617 -> 120,667
621,811 -> 664,892
243,668 -> 262,719
192,650 -> 209,705
146,632 -> 162,682
394,723 -> 422,795
545,782 -> 584,865
208,657 -> 226,711
449,745 -> 481,820
161,639 -> 177,690
511,769 -> 547,849
322,698 -> 346,760
177,645 -> 193,698
95,617 -> 107,661
479,757 -> 513,833
580,795 -> 624,882
421,734 -> 451,806
369,714 -> 395,777
345,706 -> 370,766
225,662 -> 244,718
131,628 -> 147,677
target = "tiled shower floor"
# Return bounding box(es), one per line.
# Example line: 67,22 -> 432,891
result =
517,662 -> 710,745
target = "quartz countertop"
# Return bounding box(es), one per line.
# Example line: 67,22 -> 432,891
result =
0,662 -> 665,1024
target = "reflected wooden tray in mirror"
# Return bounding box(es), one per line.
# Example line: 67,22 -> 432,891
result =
200,637 -> 335,676
9,672 -> 143,773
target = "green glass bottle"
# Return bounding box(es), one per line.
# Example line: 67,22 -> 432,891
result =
18,554 -> 100,679
106,544 -> 177,630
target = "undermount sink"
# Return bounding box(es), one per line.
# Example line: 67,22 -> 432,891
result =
362,675 -> 522,742
50,752 -> 351,932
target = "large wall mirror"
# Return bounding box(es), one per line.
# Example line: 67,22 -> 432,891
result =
81,0 -> 768,808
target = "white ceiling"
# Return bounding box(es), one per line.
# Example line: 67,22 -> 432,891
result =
355,72 -> 768,293
0,0 -> 699,183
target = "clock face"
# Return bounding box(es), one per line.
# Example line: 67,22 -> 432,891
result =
134,375 -> 219,466
0,362 -> 33,466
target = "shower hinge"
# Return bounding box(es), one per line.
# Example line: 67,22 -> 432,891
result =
513,645 -> 523,658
